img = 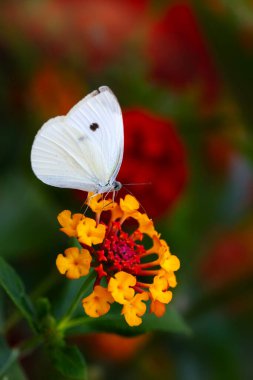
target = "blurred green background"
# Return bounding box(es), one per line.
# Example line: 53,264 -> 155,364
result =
1,0 -> 253,379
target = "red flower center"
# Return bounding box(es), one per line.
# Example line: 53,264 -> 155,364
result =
94,222 -> 145,277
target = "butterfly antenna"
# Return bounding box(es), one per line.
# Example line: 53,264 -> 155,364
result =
122,182 -> 152,186
122,185 -> 149,216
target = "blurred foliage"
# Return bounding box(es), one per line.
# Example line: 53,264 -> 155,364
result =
0,0 -> 253,379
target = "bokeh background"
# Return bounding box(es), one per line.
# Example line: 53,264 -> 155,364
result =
1,0 -> 253,379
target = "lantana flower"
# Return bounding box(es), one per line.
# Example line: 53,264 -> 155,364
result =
56,194 -> 180,327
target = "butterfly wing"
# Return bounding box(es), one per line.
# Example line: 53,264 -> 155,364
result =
31,86 -> 124,192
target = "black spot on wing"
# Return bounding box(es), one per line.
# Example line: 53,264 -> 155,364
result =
90,123 -> 99,131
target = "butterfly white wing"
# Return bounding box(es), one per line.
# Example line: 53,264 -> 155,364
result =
31,86 -> 124,193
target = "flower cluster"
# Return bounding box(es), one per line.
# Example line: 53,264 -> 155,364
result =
56,194 -> 180,326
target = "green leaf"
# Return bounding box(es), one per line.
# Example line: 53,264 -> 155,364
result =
65,306 -> 191,337
0,257 -> 36,328
0,362 -> 28,380
51,345 -> 87,380
0,337 -> 27,379
0,173 -> 59,259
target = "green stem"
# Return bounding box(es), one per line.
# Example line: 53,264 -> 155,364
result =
57,270 -> 96,330
60,316 -> 91,332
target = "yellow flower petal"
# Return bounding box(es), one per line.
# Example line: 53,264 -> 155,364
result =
82,285 -> 114,318
56,247 -> 92,279
122,292 -> 149,327
149,236 -> 180,273
110,204 -> 124,221
108,271 -> 136,304
158,269 -> 177,288
149,275 -> 172,304
147,235 -> 166,255
120,195 -> 139,213
57,210 -> 83,237
160,253 -> 180,272
133,212 -> 158,238
77,217 -> 106,246
88,192 -> 115,213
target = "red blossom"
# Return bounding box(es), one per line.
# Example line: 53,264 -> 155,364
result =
146,2 -> 220,105
1,0 -> 148,69
200,229 -> 253,288
118,108 -> 188,218
93,221 -> 142,276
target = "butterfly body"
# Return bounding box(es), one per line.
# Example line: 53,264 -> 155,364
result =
31,86 -> 124,194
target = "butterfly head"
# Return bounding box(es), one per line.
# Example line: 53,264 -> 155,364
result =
96,180 -> 122,194
112,181 -> 122,191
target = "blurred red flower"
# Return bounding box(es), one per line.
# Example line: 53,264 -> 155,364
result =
201,226 -> 253,288
146,2 -> 220,105
60,0 -> 148,69
118,109 -> 188,218
1,0 -> 148,69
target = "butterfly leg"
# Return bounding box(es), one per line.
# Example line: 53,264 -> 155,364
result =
81,192 -> 99,216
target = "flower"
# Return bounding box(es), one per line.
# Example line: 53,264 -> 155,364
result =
118,109 -> 188,218
82,285 -> 114,318
150,300 -> 166,318
58,210 -> 83,237
1,0 -> 148,70
56,194 -> 180,327
200,226 -> 253,288
122,292 -> 149,327
108,272 -> 136,304
146,3 -> 220,106
56,247 -> 92,279
149,276 -> 172,304
77,218 -> 106,246
88,192 -> 114,213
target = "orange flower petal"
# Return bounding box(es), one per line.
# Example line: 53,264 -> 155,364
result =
120,195 -> 140,213
77,217 -> 106,246
158,269 -> 177,288
160,253 -> 180,272
122,292 -> 149,326
150,299 -> 166,318
149,275 -> 173,304
56,247 -> 92,279
57,210 -> 83,237
108,271 -> 136,304
133,212 -> 158,238
82,285 -> 114,318
88,192 -> 115,213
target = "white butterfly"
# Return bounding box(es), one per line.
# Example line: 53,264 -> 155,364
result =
31,86 -> 124,194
